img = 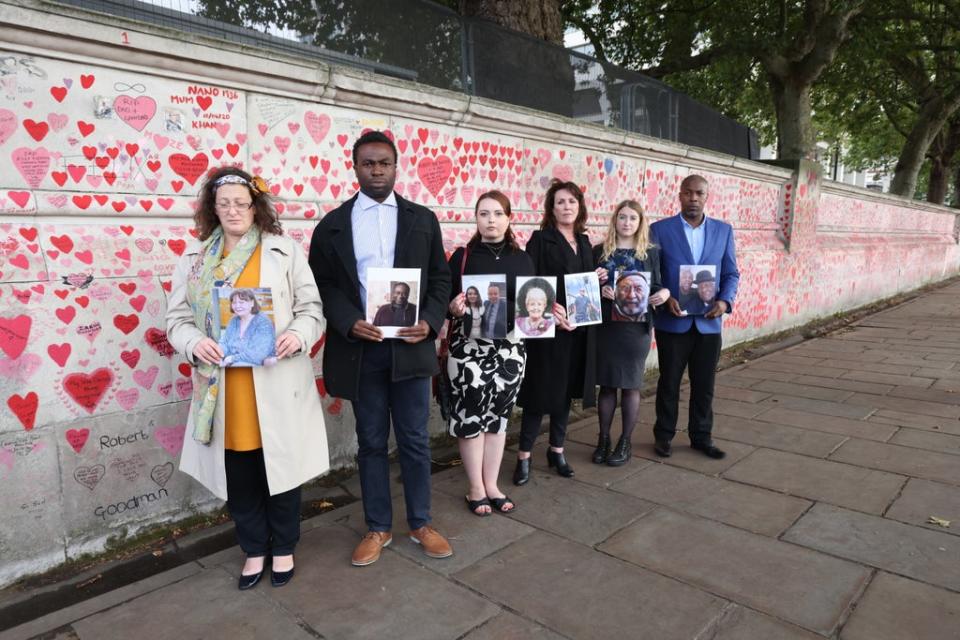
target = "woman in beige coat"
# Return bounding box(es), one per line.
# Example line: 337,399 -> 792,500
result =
166,167 -> 328,590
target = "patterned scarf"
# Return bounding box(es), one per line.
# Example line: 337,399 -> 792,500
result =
185,225 -> 261,444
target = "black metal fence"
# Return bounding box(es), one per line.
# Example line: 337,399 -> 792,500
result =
54,0 -> 759,159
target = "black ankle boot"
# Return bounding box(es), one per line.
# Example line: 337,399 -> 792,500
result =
546,449 -> 575,478
592,434 -> 611,464
606,436 -> 632,466
513,456 -> 531,486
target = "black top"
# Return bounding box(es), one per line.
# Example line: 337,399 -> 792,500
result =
449,242 -> 535,332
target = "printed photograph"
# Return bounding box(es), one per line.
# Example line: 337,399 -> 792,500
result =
214,287 -> 277,367
366,267 -> 421,338
461,274 -> 508,339
514,276 -> 557,339
563,272 -> 602,327
678,264 -> 717,315
611,271 -> 651,322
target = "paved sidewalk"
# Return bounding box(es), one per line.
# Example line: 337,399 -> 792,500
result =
4,282 -> 960,640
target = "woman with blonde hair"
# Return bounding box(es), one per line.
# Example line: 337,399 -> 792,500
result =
591,200 -> 669,465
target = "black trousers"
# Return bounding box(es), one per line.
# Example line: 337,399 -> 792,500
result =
518,407 -> 571,451
653,326 -> 722,446
225,448 -> 302,557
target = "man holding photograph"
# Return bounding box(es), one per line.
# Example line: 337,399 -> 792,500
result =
650,174 -> 739,460
308,131 -> 452,566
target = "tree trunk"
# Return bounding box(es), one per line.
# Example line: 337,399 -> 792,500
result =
768,74 -> 815,160
952,164 -> 960,208
459,0 -> 564,45
890,98 -> 960,197
926,118 -> 960,204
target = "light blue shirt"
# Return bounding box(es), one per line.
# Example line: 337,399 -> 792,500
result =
680,214 -> 706,264
352,191 -> 398,302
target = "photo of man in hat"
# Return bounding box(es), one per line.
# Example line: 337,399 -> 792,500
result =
678,265 -> 716,315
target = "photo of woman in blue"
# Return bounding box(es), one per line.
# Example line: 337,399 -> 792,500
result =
219,288 -> 278,367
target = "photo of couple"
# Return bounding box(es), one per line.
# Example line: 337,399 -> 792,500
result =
460,275 -> 508,339
678,265 -> 717,316
214,287 -> 278,367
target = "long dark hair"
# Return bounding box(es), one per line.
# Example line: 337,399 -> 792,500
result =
542,179 -> 587,234
467,190 -> 520,251
194,167 -> 282,241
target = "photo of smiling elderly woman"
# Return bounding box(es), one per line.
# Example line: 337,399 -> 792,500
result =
514,276 -> 557,339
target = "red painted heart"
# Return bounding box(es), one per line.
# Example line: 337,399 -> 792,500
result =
63,368 -> 114,414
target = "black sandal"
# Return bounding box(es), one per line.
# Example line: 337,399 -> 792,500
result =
465,495 -> 491,517
488,496 -> 515,513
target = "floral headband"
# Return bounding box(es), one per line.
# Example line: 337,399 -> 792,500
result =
213,174 -> 269,196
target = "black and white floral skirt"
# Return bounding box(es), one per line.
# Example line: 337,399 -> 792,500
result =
447,335 -> 526,438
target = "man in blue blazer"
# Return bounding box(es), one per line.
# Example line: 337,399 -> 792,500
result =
649,175 -> 739,459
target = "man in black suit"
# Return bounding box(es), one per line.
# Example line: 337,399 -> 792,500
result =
481,283 -> 507,338
308,131 -> 452,567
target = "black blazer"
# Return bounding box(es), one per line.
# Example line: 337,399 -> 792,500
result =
481,299 -> 508,337
308,193 -> 451,401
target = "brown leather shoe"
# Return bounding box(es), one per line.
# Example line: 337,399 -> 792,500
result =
409,525 -> 453,559
351,531 -> 392,566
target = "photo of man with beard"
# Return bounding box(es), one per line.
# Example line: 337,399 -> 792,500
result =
611,271 -> 651,322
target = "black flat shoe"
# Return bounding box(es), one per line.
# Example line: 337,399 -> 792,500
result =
654,440 -> 672,457
271,566 -> 295,587
691,442 -> 726,459
592,434 -> 611,464
546,449 -> 574,478
238,570 -> 262,591
513,457 -> 531,486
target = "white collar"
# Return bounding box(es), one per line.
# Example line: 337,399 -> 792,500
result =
679,214 -> 707,230
357,190 -> 397,211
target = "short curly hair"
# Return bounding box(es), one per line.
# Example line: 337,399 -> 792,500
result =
516,277 -> 556,317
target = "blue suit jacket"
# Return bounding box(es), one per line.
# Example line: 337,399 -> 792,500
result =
650,214 -> 739,335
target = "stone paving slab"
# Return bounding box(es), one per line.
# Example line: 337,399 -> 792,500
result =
462,611 -> 567,640
753,406 -> 897,441
610,463 -> 811,537
867,409 -> 960,435
790,373 -> 895,395
840,572 -> 960,640
455,530 -> 727,640
840,370 -> 935,388
829,438 -> 960,486
598,508 -> 870,634
267,523 -> 499,639
0,563 -> 203,640
751,379 -> 855,402
722,448 -> 905,514
488,465 -> 656,546
725,366 -> 798,382
713,384 -> 773,403
712,397 -> 771,419
885,478 -> 960,537
843,392 -> 960,419
759,395 -> 875,419
710,605 -> 824,640
72,567 -> 315,640
887,384 -> 960,405
889,427 -> 960,455
714,415 -> 849,457
784,503 -> 960,591
748,360 -> 852,378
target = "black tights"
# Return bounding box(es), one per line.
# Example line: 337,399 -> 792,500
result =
598,386 -> 641,442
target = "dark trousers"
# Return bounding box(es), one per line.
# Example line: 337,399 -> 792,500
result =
653,326 -> 722,446
351,341 -> 432,532
518,406 -> 571,452
225,448 -> 301,557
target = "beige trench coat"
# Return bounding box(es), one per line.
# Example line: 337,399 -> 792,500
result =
166,233 -> 329,500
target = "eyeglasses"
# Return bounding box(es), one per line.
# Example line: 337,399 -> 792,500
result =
215,202 -> 253,212
358,160 -> 395,170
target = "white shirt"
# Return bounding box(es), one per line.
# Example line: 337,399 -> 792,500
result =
352,191 -> 398,302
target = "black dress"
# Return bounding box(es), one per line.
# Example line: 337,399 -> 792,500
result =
446,243 -> 535,438
593,245 -> 663,389
517,227 -> 597,414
